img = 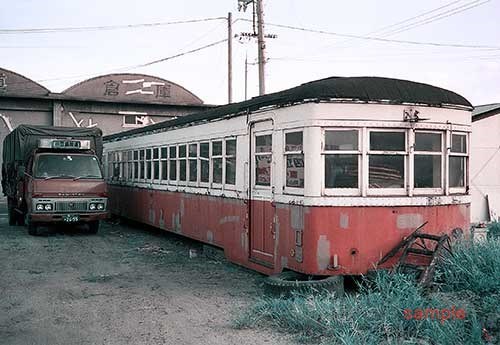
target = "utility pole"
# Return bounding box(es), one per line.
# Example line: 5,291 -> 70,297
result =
244,53 -> 248,100
227,12 -> 233,103
255,0 -> 266,95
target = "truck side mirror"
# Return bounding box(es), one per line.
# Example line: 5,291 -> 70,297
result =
17,166 -> 25,179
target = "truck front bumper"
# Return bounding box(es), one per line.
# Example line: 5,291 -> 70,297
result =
30,212 -> 109,223
30,197 -> 109,224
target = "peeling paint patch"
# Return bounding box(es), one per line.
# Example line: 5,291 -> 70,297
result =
340,213 -> 349,229
240,232 -> 248,252
291,205 -> 304,230
219,215 -> 240,225
159,209 -> 165,229
317,235 -> 331,270
180,199 -> 185,216
281,256 -> 288,268
149,209 -> 156,224
207,230 -> 214,243
396,213 -> 424,229
172,213 -> 181,233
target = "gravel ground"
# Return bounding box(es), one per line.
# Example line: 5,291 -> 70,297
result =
0,198 -> 292,345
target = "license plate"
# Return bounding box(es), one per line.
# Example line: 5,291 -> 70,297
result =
63,214 -> 80,223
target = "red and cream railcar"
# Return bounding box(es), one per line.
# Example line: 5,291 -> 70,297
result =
103,77 -> 472,277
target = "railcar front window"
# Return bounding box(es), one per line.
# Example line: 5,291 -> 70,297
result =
369,131 -> 405,188
179,145 -> 187,182
200,142 -> 209,183
414,132 -> 442,189
449,133 -> 467,188
324,130 -> 359,189
225,139 -> 236,185
212,141 -> 223,184
285,132 -> 304,188
255,135 -> 272,186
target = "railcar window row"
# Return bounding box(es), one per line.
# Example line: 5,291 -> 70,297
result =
106,138 -> 237,189
323,128 -> 468,195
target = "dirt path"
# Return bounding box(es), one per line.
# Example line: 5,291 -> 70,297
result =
0,199 -> 292,345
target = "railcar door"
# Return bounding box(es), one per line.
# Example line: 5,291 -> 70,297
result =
249,121 -> 276,266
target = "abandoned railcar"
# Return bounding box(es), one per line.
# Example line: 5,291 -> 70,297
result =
103,76 -> 472,276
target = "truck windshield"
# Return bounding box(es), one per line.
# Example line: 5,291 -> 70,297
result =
34,154 -> 102,179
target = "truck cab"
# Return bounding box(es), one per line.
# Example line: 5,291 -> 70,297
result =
3,126 -> 108,235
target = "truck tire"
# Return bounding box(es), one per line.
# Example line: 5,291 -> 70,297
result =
88,221 -> 99,234
264,271 -> 344,297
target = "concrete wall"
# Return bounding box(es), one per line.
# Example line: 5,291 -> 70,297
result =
471,113 -> 500,222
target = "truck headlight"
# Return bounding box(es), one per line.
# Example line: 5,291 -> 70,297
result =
36,204 -> 44,211
89,203 -> 96,210
44,204 -> 53,211
97,203 -> 104,210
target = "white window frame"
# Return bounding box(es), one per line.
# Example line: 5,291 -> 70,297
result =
283,129 -> 305,196
412,130 -> 444,196
199,141 -> 210,188
253,131 -> 273,191
367,128 -> 407,196
224,137 -> 237,190
168,145 -> 178,186
178,144 -> 188,186
211,139 -> 224,189
322,128 -> 362,196
160,146 -> 168,184
152,147 -> 161,184
448,131 -> 468,195
187,142 -> 199,187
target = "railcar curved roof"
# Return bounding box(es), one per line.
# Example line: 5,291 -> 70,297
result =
104,76 -> 472,142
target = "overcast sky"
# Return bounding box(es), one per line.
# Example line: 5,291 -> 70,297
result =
1,0 -> 499,106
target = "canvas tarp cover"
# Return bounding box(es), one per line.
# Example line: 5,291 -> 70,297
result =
3,125 -> 103,165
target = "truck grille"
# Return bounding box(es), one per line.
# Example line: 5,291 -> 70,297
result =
54,201 -> 88,212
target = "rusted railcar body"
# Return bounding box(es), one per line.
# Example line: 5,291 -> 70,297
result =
104,77 -> 472,276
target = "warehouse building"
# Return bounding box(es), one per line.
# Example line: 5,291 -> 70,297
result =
0,67 -> 212,166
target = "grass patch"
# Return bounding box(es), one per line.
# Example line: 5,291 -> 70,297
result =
235,239 -> 500,344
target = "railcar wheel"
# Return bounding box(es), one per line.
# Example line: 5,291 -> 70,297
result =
264,271 -> 344,297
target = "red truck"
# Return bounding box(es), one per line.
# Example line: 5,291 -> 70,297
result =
2,125 -> 108,235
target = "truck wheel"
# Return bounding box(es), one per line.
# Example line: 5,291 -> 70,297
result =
8,206 -> 17,226
88,221 -> 99,234
264,271 -> 345,297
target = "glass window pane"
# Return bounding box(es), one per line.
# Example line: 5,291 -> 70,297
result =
256,135 -> 272,153
189,144 -> 197,157
451,134 -> 467,153
286,154 -> 304,188
189,160 -> 197,182
226,139 -> 237,156
201,160 -> 209,182
415,133 -> 442,152
161,161 -> 168,180
146,149 -> 152,160
133,151 -> 139,160
369,155 -> 404,188
140,161 -> 145,179
449,156 -> 465,187
325,155 -> 358,188
255,155 -> 271,186
285,132 -> 303,152
213,158 -> 223,183
134,162 -> 138,178
153,148 -> 159,159
226,157 -> 236,185
153,161 -> 159,180
414,155 -> 441,188
146,162 -> 151,179
370,132 -> 405,151
212,141 -> 222,156
179,160 -> 186,181
169,161 -> 177,180
325,130 -> 358,151
200,143 -> 209,158
169,146 -> 177,158
161,147 -> 168,159
179,145 -> 186,158
140,150 -> 145,159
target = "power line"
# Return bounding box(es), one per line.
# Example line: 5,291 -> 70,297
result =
380,0 -> 491,36
36,38 -> 228,83
0,17 -> 226,34
243,19 -> 500,50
